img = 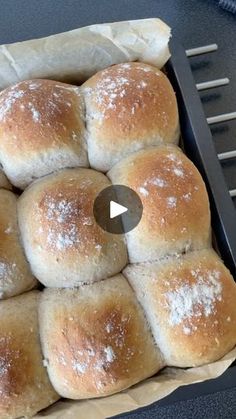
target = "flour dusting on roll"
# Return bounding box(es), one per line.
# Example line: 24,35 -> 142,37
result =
124,249 -> 236,367
17,168 -> 127,287
0,79 -> 88,189
82,62 -> 179,171
0,49 -> 234,417
108,145 -> 211,263
39,275 -> 163,399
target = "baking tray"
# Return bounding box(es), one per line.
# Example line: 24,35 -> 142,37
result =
112,40 -> 236,419
166,39 -> 236,278
116,38 -> 236,418
115,361 -> 236,418
128,39 -> 236,413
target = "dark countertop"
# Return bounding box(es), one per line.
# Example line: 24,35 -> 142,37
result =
0,1 -> 236,418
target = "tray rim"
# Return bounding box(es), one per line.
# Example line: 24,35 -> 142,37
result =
165,39 -> 236,278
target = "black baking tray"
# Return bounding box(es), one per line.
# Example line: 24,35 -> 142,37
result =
133,39 -> 236,412
116,38 -> 236,419
115,40 -> 236,419
166,39 -> 236,278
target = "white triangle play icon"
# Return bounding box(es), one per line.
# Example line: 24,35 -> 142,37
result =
110,200 -> 128,219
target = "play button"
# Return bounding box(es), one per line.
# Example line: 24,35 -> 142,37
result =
93,185 -> 143,234
110,201 -> 128,219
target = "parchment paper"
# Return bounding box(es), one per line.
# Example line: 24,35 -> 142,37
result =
0,17 -> 235,419
0,18 -> 170,89
35,347 -> 236,418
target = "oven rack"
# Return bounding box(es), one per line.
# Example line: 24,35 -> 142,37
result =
186,43 -> 236,198
166,40 -> 236,276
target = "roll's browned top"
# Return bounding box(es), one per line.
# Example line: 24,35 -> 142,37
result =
0,79 -> 84,153
108,145 -> 211,262
18,168 -> 127,287
125,249 -> 236,367
39,275 -> 163,399
0,79 -> 88,188
82,62 -> 179,171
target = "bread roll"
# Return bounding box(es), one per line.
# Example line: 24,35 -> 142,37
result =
0,79 -> 88,189
124,249 -> 236,367
82,62 -> 179,171
0,291 -> 59,418
108,146 -> 211,263
18,168 -> 127,287
39,274 -> 163,399
0,189 -> 36,299
0,169 -> 11,190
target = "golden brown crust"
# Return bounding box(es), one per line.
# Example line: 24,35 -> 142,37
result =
82,62 -> 179,171
108,145 -> 211,262
0,291 -> 59,418
0,79 -> 83,152
39,275 -> 163,399
124,249 -> 236,367
30,170 -> 107,254
0,79 -> 88,188
18,168 -> 127,287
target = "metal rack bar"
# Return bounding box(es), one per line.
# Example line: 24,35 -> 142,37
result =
218,150 -> 236,161
186,44 -> 218,57
230,189 -> 236,198
196,78 -> 229,91
207,112 -> 236,125
186,43 -> 236,202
